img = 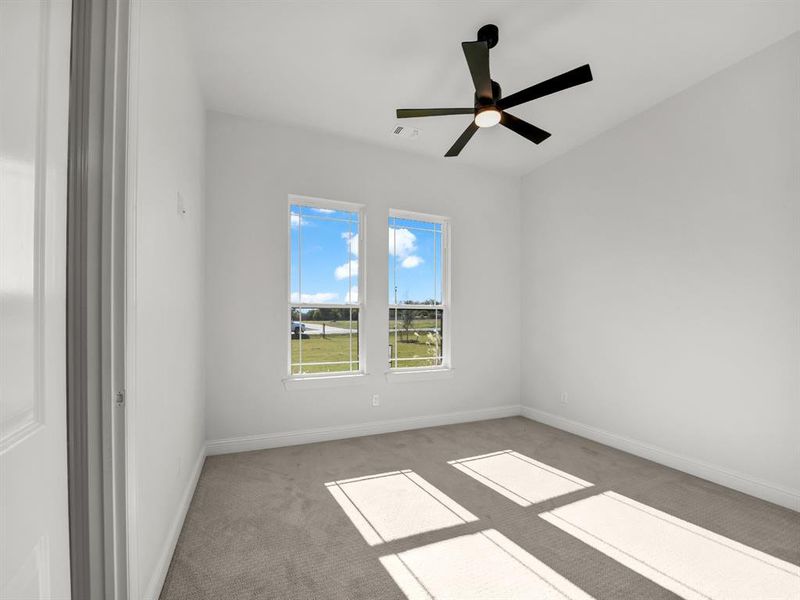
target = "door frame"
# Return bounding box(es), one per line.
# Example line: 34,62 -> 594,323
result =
66,0 -> 130,598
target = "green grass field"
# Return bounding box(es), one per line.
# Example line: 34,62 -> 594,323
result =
390,331 -> 442,369
391,319 -> 440,330
291,330 -> 441,374
290,333 -> 358,374
303,320 -> 358,331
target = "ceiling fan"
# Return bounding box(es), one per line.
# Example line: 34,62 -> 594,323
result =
396,24 -> 593,157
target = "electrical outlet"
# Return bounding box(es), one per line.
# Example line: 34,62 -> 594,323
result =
372,394 -> 380,407
560,392 -> 569,404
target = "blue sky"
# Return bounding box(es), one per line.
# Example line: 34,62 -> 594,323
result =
290,205 -> 442,305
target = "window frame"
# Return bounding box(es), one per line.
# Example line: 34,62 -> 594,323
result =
388,208 -> 451,373
286,194 -> 366,380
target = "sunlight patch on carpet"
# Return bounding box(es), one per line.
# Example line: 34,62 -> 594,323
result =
325,470 -> 477,545
540,491 -> 800,600
449,450 -> 592,506
380,528 -> 595,599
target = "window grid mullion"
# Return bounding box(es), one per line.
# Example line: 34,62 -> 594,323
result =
297,210 -> 303,370
393,222 -> 398,368
348,216 -> 353,371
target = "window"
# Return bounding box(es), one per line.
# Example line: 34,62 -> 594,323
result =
289,197 -> 363,376
388,210 -> 449,370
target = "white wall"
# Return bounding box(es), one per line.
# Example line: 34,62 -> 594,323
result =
204,112 -> 521,445
129,3 -> 207,597
520,34 -> 800,507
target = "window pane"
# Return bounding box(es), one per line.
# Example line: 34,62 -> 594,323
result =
291,203 -> 358,305
388,307 -> 443,369
389,216 -> 442,305
291,307 -> 359,374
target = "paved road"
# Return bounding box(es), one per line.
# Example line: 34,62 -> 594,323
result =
302,323 -> 352,335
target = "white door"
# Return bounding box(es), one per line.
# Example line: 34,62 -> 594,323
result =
1,0 -> 73,598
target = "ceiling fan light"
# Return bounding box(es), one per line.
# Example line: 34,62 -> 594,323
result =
474,108 -> 501,128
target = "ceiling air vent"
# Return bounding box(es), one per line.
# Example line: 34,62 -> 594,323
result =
392,125 -> 420,140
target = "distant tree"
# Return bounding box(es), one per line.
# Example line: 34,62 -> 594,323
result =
401,310 -> 414,342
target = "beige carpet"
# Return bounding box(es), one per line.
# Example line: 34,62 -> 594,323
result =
159,417 -> 800,599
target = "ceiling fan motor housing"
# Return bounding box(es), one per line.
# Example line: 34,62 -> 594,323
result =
475,80 -> 502,110
477,24 -> 499,49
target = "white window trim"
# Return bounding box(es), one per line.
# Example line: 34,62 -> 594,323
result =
388,209 -> 452,373
283,372 -> 369,391
385,368 -> 455,383
286,194 -> 366,382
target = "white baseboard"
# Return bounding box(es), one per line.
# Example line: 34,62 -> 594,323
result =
521,406 -> 799,512
143,446 -> 206,600
206,404 -> 523,456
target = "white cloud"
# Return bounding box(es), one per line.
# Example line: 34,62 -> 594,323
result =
309,207 -> 335,214
290,291 -> 337,303
335,232 -> 359,280
346,285 -> 358,304
334,259 -> 359,280
401,255 -> 424,269
389,227 -> 417,258
390,228 -> 423,268
291,213 -> 319,228
341,232 -> 359,256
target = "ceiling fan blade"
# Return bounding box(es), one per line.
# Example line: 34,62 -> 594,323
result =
462,41 -> 492,100
500,112 -> 551,144
396,108 -> 474,118
445,121 -> 479,157
497,64 -> 593,110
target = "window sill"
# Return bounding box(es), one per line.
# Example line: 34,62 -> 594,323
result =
282,372 -> 368,391
385,368 -> 454,383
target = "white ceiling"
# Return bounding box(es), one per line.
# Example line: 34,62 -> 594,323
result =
186,1 -> 799,176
